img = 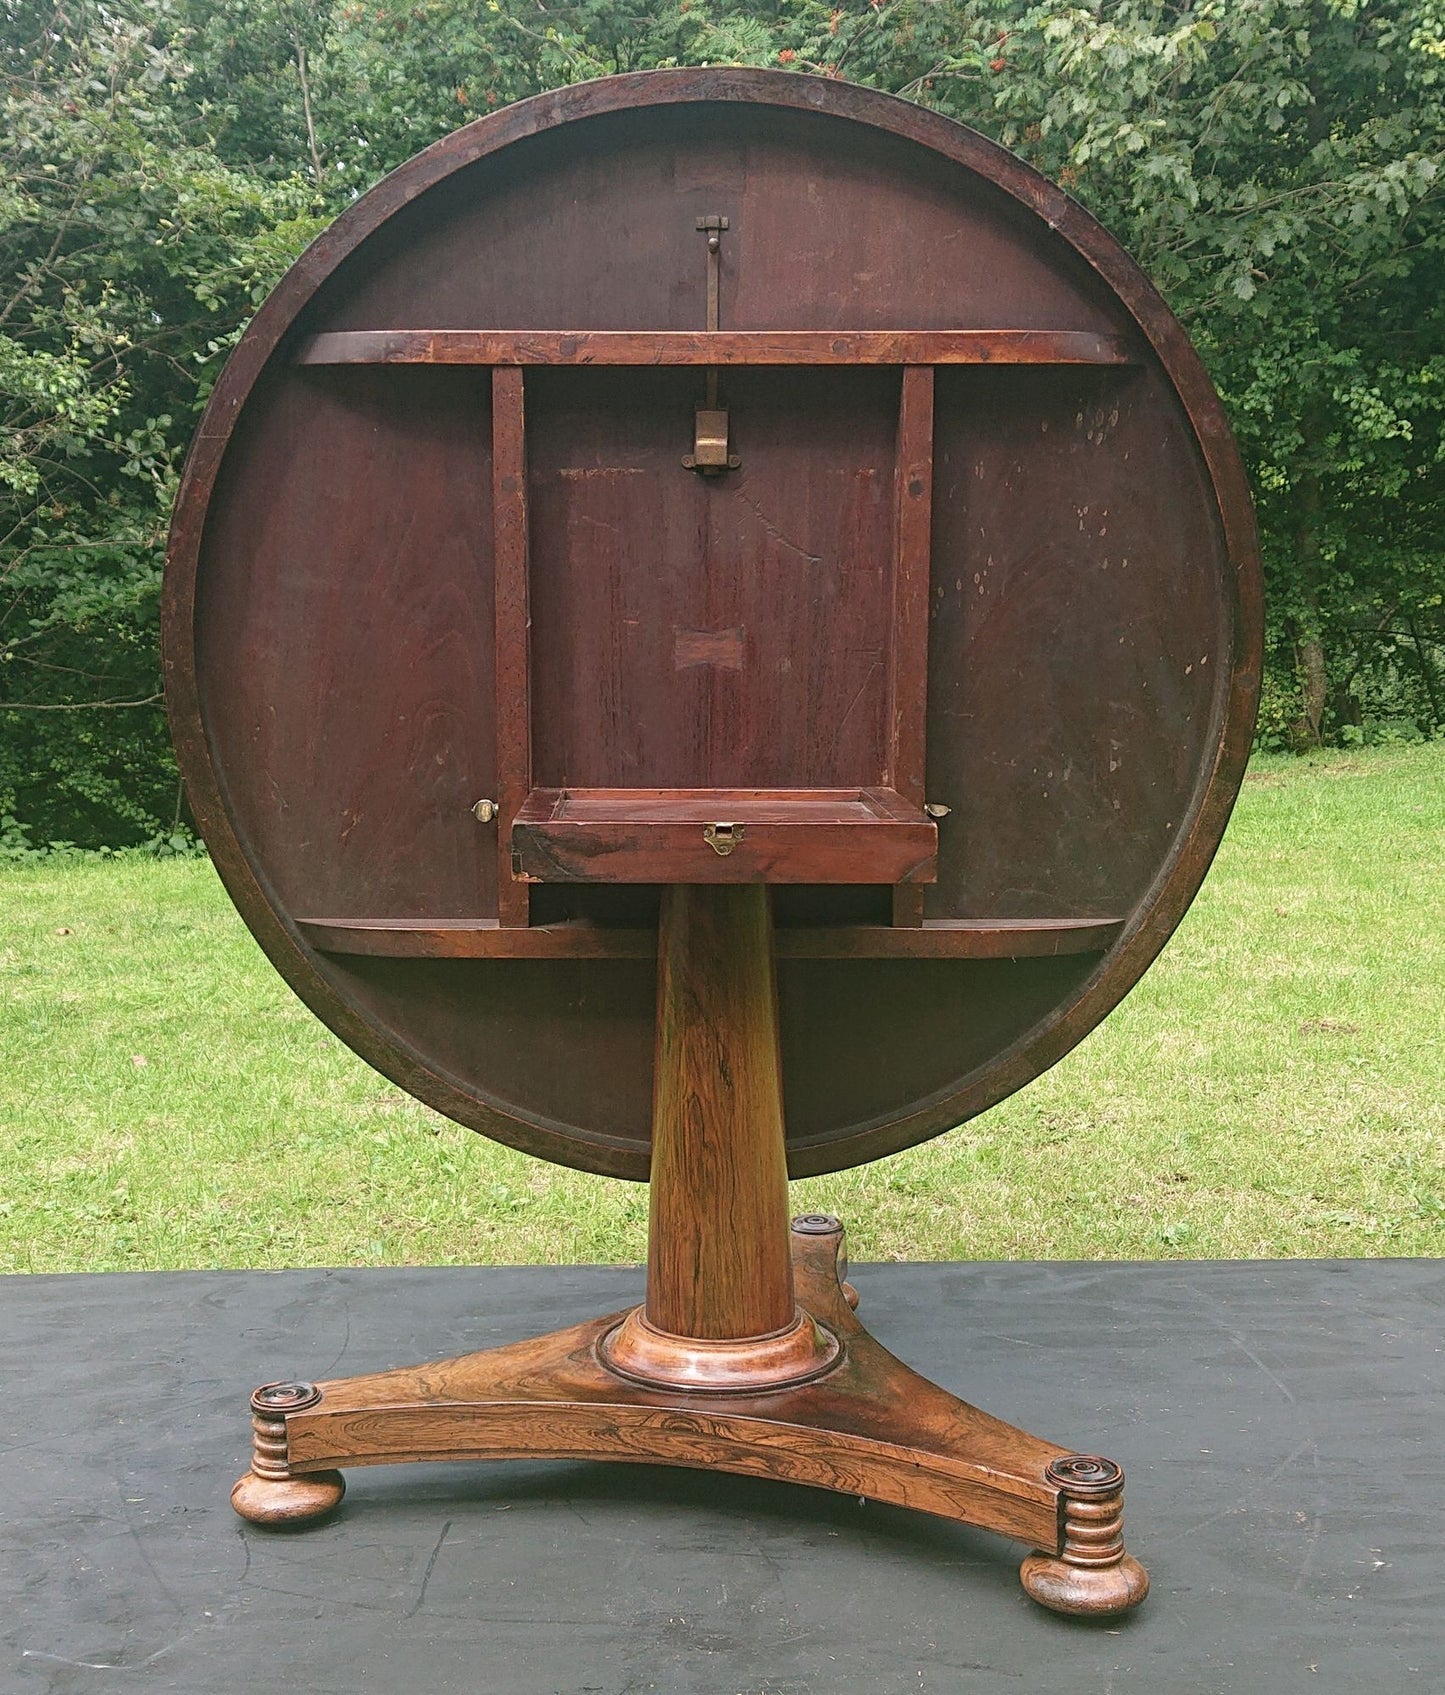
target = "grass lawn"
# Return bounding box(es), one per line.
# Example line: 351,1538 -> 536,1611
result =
1,742 -> 1442,1272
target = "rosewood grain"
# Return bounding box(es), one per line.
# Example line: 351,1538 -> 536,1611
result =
1020,1457 -> 1151,1616
249,1225 -> 1067,1554
235,1218 -> 1147,1615
643,885 -> 795,1341
230,895 -> 1147,1614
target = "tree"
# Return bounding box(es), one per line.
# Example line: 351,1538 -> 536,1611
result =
933,1 -> 1445,747
0,0 -> 323,847
2,0 -> 1441,848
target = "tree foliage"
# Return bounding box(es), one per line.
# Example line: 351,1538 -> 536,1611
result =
1,0 -> 1441,846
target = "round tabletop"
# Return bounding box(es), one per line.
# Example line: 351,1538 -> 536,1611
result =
164,69 -> 1261,1180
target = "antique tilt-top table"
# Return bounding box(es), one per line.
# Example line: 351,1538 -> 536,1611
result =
162,68 -> 1262,1619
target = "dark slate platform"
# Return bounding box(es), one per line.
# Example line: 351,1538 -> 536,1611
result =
3,1260 -> 1442,1694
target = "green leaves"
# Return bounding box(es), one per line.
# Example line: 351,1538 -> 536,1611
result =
2,0 -> 1443,843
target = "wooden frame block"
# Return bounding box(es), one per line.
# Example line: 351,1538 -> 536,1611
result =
510,787 -> 936,885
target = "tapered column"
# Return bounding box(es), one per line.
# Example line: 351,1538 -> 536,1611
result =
647,883 -> 794,1337
600,883 -> 839,1390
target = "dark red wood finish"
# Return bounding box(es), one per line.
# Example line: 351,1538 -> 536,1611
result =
164,70 -> 1261,1181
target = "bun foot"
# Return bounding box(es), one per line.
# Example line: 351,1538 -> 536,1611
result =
231,1467 -> 345,1527
1020,1548 -> 1149,1617
1019,1454 -> 1148,1617
232,1380 -> 344,1527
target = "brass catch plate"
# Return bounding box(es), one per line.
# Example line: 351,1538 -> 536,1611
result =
703,822 -> 744,856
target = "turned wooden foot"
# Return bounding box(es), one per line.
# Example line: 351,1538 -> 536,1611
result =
232,1381 -> 346,1527
1019,1456 -> 1149,1617
231,1468 -> 346,1527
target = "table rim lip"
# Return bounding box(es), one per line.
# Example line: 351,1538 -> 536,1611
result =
160,66 -> 1262,1182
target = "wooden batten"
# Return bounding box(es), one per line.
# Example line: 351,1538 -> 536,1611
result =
296,328 -> 1137,368
889,365 -> 935,928
295,915 -> 1124,961
491,366 -> 531,926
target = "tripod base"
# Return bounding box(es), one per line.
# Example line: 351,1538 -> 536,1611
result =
232,1215 -> 1147,1617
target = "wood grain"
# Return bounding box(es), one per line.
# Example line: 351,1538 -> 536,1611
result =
270,1222 -> 1079,1556
183,368 -> 497,924
525,366 -> 899,795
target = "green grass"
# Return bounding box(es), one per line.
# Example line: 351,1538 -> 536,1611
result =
2,742 -> 1442,1272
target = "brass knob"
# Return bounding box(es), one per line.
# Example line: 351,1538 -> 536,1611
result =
471,798 -> 498,823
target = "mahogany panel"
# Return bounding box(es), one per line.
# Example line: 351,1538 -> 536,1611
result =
778,955 -> 1100,1164
192,367 -> 496,922
330,954 -> 657,1162
525,366 -> 901,793
315,104 -> 1131,340
923,363 -> 1225,922
297,328 -> 1135,366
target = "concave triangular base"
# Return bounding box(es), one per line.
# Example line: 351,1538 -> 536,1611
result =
231,887 -> 1147,1618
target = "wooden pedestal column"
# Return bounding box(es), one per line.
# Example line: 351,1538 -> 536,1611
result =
649,884 -> 795,1337
229,882 -> 1147,1617
602,885 -> 840,1391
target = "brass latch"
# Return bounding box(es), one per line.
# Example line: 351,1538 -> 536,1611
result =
703,822 -> 744,856
683,407 -> 737,474
684,216 -> 740,476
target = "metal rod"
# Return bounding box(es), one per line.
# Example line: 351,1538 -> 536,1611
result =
697,215 -> 727,409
